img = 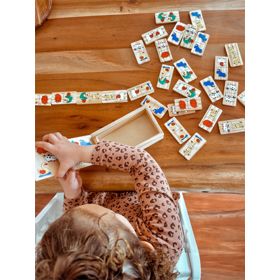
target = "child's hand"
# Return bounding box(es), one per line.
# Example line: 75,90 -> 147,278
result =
36,132 -> 83,177
58,169 -> 82,199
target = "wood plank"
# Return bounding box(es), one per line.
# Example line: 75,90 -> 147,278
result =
184,192 -> 245,280
36,43 -> 245,76
36,48 -> 141,75
36,163 -> 244,194
36,10 -> 244,52
185,192 -> 245,213
48,0 -> 245,19
35,193 -> 54,216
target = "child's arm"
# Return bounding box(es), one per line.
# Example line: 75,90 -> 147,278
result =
89,141 -> 184,263
57,169 -> 82,199
36,134 -> 183,258
36,133 -> 94,211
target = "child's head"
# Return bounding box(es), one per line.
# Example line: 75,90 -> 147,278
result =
36,205 -> 178,280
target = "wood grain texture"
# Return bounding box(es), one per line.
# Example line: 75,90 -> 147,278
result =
36,10 -> 244,52
35,193 -> 54,216
184,192 -> 245,280
36,2 -> 245,193
48,0 -> 245,19
36,164 -> 244,193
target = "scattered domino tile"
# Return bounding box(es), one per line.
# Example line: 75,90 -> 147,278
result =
174,58 -> 197,83
225,43 -> 243,67
69,135 -> 93,146
214,56 -> 229,80
155,11 -> 180,24
175,97 -> 202,111
180,24 -> 198,49
173,79 -> 201,99
191,32 -> 210,56
218,118 -> 245,134
200,76 -> 223,103
77,91 -> 128,104
36,134 -> 93,181
35,94 -> 52,106
157,64 -> 174,90
167,22 -> 188,45
165,117 -> 191,144
167,103 -> 195,117
223,81 -> 239,107
35,148 -> 58,181
131,40 -> 150,65
141,95 -> 167,118
155,38 -> 173,62
179,132 -> 207,160
51,91 -> 77,105
77,92 -> 91,104
189,9 -> 206,31
199,104 -> 223,133
93,91 -> 128,104
142,26 -> 168,45
127,81 -> 154,101
237,91 -> 245,106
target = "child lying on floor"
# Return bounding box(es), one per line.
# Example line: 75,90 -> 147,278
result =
35,132 -> 183,280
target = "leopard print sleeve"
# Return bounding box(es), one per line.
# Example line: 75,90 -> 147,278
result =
63,190 -> 108,212
63,190 -> 88,212
91,141 -> 184,263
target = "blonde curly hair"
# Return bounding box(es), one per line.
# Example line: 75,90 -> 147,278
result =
35,207 -> 179,280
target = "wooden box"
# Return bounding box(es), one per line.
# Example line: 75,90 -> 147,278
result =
91,106 -> 164,149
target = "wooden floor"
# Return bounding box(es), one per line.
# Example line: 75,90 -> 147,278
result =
35,0 -> 245,279
36,192 -> 244,279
